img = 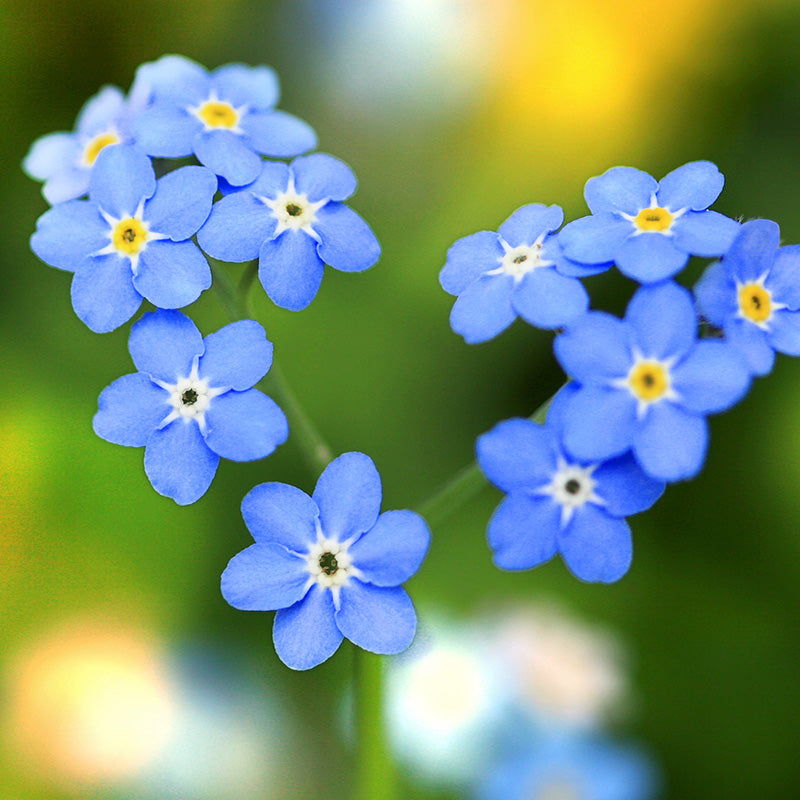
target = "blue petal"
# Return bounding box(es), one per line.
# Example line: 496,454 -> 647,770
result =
349,510 -> 430,586
290,153 -> 357,202
193,129 -> 262,186
273,585 -> 343,670
439,231 -> 504,295
220,542 -> 309,610
767,309 -> 800,356
559,506 -> 632,583
133,240 -> 211,309
240,110 -> 317,157
672,339 -> 750,413
553,312 -> 633,384
314,202 -> 381,272
144,419 -> 219,504
199,319 -> 273,390
75,85 -> 126,132
337,582 -> 417,654
70,256 -> 141,333
132,55 -> 208,106
241,482 -> 319,551
93,373 -> 170,447
258,231 -> 324,311
656,160 -> 724,210
449,273 -> 516,344
554,252 -> 614,278
248,160 -> 291,198
41,167 -> 92,207
615,233 -> 688,283
313,452 -> 382,542
487,493 -> 559,570
476,418 -> 558,493
558,213 -> 632,264
766,245 -> 800,309
145,166 -> 217,240
203,389 -> 288,461
210,63 -> 279,108
593,453 -> 665,517
625,281 -> 697,360
584,167 -> 657,215
724,219 -> 780,282
129,309 -> 204,382
133,103 -> 199,157
543,382 -> 579,430
497,204 -> 564,246
560,385 -> 637,462
197,192 -> 275,262
726,318 -> 775,376
633,403 -> 707,481
89,145 -> 155,218
513,268 -> 589,329
31,201 -> 108,272
694,260 -> 736,326
24,132 -> 80,179
671,210 -> 739,256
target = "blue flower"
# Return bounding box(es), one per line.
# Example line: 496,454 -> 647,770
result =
30,144 -> 216,332
695,218 -> 800,376
439,204 -> 590,343
558,161 -> 740,283
132,55 -> 317,186
93,309 -> 288,505
197,153 -> 380,311
478,735 -> 657,800
477,387 -> 664,583
554,281 -> 751,481
221,452 -> 430,670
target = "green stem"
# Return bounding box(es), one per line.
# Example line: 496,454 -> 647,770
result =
353,647 -> 395,800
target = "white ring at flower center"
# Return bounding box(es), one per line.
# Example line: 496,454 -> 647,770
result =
537,457 -> 603,527
260,177 -> 327,238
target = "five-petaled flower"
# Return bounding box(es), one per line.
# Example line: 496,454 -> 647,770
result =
439,204 -> 590,343
93,309 -> 288,505
695,218 -> 800,376
30,144 -> 217,332
197,153 -> 380,310
221,452 -> 430,669
478,387 -> 664,583
558,161 -> 740,283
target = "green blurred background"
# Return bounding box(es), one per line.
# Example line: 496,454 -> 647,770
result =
3,0 -> 800,797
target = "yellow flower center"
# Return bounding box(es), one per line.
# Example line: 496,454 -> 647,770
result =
628,360 -> 670,402
112,218 -> 148,255
83,131 -> 120,166
196,100 -> 239,129
738,283 -> 771,323
633,206 -> 673,233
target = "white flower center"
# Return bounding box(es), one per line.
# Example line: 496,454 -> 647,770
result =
304,528 -> 362,607
487,235 -> 554,282
537,457 -> 603,527
260,177 -> 327,238
154,360 -> 225,433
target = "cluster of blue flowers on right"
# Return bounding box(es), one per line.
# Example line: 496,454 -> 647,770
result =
442,161 -> 800,583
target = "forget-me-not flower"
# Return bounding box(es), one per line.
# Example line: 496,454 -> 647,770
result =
30,144 -> 216,332
198,154 -> 380,311
93,310 -> 288,505
439,204 -> 590,343
132,55 -> 317,186
221,452 -> 430,670
477,387 -> 665,583
554,281 -> 751,481
559,161 -> 740,283
695,218 -> 800,376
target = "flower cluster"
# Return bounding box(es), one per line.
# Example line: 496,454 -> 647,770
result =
442,162 -> 800,582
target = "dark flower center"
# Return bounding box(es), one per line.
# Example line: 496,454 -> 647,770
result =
319,552 -> 339,575
512,254 -> 528,264
286,203 -> 303,217
181,388 -> 198,405
565,478 -> 582,495
122,227 -> 137,243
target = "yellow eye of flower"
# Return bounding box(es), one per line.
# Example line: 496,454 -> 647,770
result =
628,360 -> 669,402
112,218 -> 148,255
633,206 -> 673,233
197,101 -> 239,129
83,132 -> 120,166
738,283 -> 771,323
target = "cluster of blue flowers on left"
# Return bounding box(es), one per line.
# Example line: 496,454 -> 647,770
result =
442,161 -> 800,583
25,55 -> 425,670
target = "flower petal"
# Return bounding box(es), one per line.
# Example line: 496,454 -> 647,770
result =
671,210 -> 739,257
584,167 -> 657,215
672,339 -> 750,413
210,63 -> 279,108
221,542 -> 309,610
70,256 -> 141,333
23,132 -> 78,181
197,191 -> 275,262
726,318 -> 775,377
203,389 -> 288,461
273,585 -> 343,670
89,145 -> 156,218
93,373 -> 170,447
241,482 -> 319,551
240,109 -> 317,157
766,245 -> 800,309
625,281 -> 697,360
290,153 -> 357,202
349,510 -> 430,586
258,231 -> 324,311
633,403 -> 708,481
193,129 -> 262,186
497,203 -> 564,246
313,452 -> 382,542
767,309 -> 800,356
128,309 -> 204,382
615,233 -> 688,283
314,202 -> 381,272
133,103 -> 200,157
594,453 -> 665,517
145,166 -> 217,240
133,240 -> 211,309
553,312 -> 633,383
199,319 -> 273,390
487,493 -> 560,570
144,419 -> 220,504
336,582 -> 417,654
724,219 -> 780,282
512,267 -> 589,329
439,231 -> 504,295
559,506 -> 632,583
31,201 -> 108,272
656,160 -> 724,210
558,213 -> 632,265
694,260 -> 736,326
449,273 -> 516,344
